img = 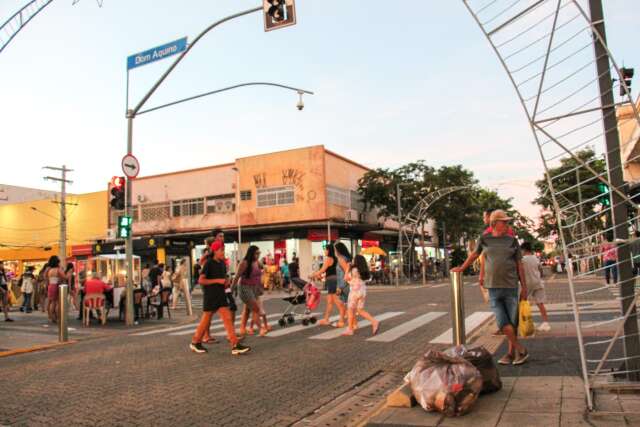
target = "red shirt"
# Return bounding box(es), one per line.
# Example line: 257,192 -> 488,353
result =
484,226 -> 515,237
84,278 -> 112,294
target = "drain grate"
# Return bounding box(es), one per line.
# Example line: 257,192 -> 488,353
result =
292,372 -> 404,427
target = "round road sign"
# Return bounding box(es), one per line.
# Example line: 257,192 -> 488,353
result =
121,154 -> 140,179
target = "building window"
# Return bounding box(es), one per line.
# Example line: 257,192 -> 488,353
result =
350,190 -> 365,211
240,190 -> 252,201
172,198 -> 204,217
327,186 -> 350,208
205,195 -> 235,214
257,186 -> 294,208
140,203 -> 170,222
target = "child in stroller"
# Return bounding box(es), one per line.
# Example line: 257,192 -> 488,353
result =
278,277 -> 320,327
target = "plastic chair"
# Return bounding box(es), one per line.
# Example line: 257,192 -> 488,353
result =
83,293 -> 106,326
148,288 -> 171,319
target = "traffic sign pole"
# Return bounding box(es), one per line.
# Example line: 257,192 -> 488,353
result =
125,114 -> 134,326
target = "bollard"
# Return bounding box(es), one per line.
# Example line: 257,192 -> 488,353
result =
58,284 -> 69,342
185,284 -> 193,317
450,271 -> 465,345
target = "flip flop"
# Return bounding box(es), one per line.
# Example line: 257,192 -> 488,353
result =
372,322 -> 380,336
331,322 -> 346,328
317,319 -> 330,326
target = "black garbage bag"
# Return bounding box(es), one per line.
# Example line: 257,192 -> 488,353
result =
445,345 -> 502,394
404,350 -> 483,417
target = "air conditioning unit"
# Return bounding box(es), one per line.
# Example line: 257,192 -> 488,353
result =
107,229 -> 116,240
345,209 -> 359,222
137,194 -> 147,203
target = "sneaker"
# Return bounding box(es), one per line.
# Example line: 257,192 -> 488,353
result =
189,343 -> 207,354
537,322 -> 551,332
498,353 -> 513,365
513,349 -> 530,365
231,343 -> 251,355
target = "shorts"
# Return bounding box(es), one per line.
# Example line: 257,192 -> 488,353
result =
325,276 -> 338,294
202,285 -> 228,312
528,287 -> 546,304
488,287 -> 518,330
239,284 -> 258,304
47,284 -> 59,301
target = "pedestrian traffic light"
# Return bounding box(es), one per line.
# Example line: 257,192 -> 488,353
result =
620,67 -> 634,97
598,182 -> 611,207
110,176 -> 125,210
117,215 -> 132,239
263,0 -> 296,32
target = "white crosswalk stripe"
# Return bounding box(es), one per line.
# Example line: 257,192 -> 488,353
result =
429,311 -> 494,344
309,312 -> 404,340
132,322 -> 200,336
168,313 -> 284,336
367,312 -> 446,343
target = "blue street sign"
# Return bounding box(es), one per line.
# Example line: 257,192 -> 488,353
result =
127,37 -> 188,70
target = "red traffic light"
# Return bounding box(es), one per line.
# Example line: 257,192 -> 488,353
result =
111,176 -> 125,190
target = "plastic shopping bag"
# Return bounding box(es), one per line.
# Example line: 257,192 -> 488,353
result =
8,289 -> 17,306
404,350 -> 483,417
518,300 -> 535,337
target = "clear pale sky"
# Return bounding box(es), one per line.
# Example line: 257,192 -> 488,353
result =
1,0 -> 639,220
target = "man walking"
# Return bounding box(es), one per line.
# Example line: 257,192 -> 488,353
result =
190,241 -> 250,356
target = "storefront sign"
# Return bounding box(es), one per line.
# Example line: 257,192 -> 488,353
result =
307,229 -> 338,242
71,244 -> 93,256
361,240 -> 380,249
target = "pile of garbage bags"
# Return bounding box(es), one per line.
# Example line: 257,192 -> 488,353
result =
404,345 -> 501,417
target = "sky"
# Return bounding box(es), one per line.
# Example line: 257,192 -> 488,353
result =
1,0 -> 639,221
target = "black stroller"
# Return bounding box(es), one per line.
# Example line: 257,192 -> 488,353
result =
278,278 -> 320,327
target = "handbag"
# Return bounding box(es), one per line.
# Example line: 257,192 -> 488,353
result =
518,300 -> 535,337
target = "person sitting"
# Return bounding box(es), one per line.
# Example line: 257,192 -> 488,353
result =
84,273 -> 113,295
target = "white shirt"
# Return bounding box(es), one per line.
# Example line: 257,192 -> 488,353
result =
522,254 -> 543,291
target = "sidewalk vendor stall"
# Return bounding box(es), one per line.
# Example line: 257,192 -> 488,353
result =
83,254 -> 142,313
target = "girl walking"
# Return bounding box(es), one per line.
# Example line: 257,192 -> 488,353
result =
19,266 -> 36,313
342,255 -> 379,336
311,243 -> 346,328
46,256 -> 67,323
233,246 -> 268,336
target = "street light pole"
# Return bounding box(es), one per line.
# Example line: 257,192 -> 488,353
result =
396,183 -> 403,287
43,165 -> 73,266
232,167 -> 242,264
122,6 -> 313,326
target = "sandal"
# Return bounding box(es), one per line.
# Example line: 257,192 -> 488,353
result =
341,329 -> 354,336
332,322 -> 346,328
317,319 -> 330,326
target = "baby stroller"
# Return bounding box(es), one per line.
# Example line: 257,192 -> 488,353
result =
278,278 -> 320,327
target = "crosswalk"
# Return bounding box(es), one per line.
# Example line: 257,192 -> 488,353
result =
131,309 -> 495,344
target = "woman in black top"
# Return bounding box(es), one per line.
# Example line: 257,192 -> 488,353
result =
311,243 -> 346,327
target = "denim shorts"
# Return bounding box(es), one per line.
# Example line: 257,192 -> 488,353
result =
488,287 -> 519,329
325,276 -> 338,294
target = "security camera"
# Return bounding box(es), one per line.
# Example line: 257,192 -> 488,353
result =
296,91 -> 304,111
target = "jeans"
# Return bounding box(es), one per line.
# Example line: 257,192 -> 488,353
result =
604,260 -> 618,284
21,293 -> 32,311
488,288 -> 519,329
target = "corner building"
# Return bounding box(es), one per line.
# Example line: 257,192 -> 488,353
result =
105,146 -> 395,280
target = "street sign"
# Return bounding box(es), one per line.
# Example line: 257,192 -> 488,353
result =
121,154 -> 140,179
126,37 -> 188,70
263,0 -> 296,32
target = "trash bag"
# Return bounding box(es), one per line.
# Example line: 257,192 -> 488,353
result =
404,350 -> 483,416
444,345 -> 502,394
518,300 -> 535,337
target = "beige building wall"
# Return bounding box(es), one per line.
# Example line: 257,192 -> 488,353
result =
619,96 -> 640,182
236,146 -> 327,226
324,151 -> 369,220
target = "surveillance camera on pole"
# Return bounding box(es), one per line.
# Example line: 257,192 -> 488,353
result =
296,90 -> 304,111
263,0 -> 296,32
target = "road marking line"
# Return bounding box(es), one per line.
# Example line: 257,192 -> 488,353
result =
132,322 -> 200,336
267,314 -> 342,338
167,313 -> 283,336
431,283 -> 448,288
209,312 -> 321,336
309,312 -> 404,340
367,312 -> 447,343
429,312 -> 494,344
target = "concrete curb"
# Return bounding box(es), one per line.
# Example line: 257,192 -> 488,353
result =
0,340 -> 77,358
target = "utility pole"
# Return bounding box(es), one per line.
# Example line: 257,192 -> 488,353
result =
396,183 -> 404,286
589,0 -> 640,381
43,165 -> 73,266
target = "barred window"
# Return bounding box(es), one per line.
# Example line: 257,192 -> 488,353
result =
240,190 -> 252,201
327,186 -> 350,208
141,203 -> 170,222
257,186 -> 294,208
172,198 -> 204,217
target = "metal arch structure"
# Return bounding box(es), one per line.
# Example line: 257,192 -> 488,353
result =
463,0 -> 640,410
0,0 -> 54,55
398,186 -> 472,277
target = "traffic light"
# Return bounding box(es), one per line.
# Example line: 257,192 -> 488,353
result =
117,215 -> 132,239
620,67 -> 634,97
110,176 -> 125,210
597,182 -> 611,207
263,0 -> 296,32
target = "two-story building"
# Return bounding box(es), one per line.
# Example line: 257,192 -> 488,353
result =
101,146 -> 397,279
